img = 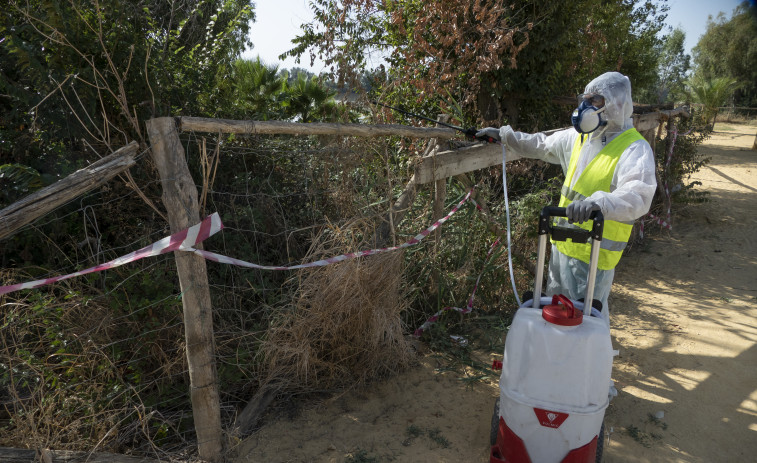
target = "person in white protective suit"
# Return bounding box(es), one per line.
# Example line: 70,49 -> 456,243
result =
476,71 -> 657,321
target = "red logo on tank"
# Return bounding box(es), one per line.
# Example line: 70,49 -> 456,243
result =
534,408 -> 569,428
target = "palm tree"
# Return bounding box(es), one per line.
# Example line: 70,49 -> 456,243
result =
0,163 -> 43,207
284,73 -> 337,123
230,58 -> 287,120
686,76 -> 740,128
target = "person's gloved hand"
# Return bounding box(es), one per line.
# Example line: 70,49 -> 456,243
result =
475,127 -> 501,142
566,200 -> 600,224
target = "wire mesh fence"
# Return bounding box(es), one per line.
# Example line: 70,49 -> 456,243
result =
1,128 -> 520,458
1,109 -> 703,458
0,149 -> 204,458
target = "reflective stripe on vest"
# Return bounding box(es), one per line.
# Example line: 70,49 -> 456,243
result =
553,129 -> 644,270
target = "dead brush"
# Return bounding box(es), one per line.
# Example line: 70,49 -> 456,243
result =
261,220 -> 415,392
0,273 -> 188,455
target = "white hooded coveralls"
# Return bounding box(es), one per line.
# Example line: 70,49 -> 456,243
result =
499,72 -> 657,320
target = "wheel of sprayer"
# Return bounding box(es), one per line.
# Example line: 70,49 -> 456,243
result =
490,397 -> 500,447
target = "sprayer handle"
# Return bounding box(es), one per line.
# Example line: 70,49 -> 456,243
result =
538,206 -> 604,242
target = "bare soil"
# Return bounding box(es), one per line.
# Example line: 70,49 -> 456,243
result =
231,123 -> 757,463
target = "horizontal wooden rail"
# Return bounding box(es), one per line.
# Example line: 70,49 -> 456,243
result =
179,117 -> 459,139
659,107 -> 691,120
412,128 -> 563,184
0,141 -> 139,241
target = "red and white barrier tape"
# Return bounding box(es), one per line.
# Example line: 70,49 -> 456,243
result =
641,125 -> 694,236
0,213 -> 223,296
413,236 -> 502,337
1,190 -> 474,293
2,188 -> 502,338
182,189 -> 473,270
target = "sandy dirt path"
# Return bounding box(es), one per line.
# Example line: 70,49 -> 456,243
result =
231,123 -> 757,463
605,123 -> 757,462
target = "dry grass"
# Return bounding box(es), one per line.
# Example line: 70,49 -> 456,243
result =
261,222 -> 415,391
718,111 -> 757,126
0,275 -> 190,456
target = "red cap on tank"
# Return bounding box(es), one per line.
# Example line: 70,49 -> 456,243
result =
542,294 -> 583,326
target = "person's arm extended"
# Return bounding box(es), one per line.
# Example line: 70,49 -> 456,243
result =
478,126 -> 575,170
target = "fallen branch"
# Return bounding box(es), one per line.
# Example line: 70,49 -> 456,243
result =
0,141 -> 139,241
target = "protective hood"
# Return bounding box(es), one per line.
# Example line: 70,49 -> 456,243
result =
582,72 -> 634,132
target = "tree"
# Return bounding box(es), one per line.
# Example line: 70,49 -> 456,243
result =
284,0 -> 534,120
224,58 -> 288,120
1,0 -> 255,158
216,58 -> 342,122
485,0 -> 667,128
636,27 -> 691,104
687,76 -> 740,127
0,0 -> 256,218
285,73 -> 338,123
691,2 -> 757,107
285,0 -> 668,129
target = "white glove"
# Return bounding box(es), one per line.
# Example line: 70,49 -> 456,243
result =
475,127 -> 501,142
566,200 -> 600,224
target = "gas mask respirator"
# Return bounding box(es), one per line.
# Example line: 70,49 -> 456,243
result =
571,98 -> 607,134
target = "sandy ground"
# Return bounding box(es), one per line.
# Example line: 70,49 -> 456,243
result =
231,123 -> 757,463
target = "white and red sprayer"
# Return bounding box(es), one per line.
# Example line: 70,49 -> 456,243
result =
490,206 -> 613,463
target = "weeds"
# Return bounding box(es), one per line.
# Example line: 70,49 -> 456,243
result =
626,424 -> 660,448
402,425 -> 451,449
647,412 -> 669,430
626,413 -> 668,448
406,424 -> 423,438
345,448 -> 380,463
426,427 -> 451,448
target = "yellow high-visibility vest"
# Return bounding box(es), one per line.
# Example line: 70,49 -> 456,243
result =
553,129 -> 644,269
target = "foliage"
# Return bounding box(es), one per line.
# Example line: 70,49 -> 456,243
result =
0,274 -> 190,453
285,0 -> 534,117
285,72 -> 340,122
286,0 -> 668,130
691,2 -> 757,107
220,58 -> 288,120
0,164 -> 43,207
636,27 -> 691,104
686,76 -> 741,127
485,0 -> 667,129
1,0 -> 255,164
214,57 -> 342,122
659,110 -> 712,206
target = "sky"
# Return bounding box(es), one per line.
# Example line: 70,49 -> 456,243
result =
243,0 -> 748,73
664,0 -> 745,56
242,0 -> 327,72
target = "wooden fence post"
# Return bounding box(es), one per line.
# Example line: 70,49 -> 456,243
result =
432,115 -> 450,245
146,118 -> 223,462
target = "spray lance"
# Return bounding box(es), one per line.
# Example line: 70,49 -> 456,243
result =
371,101 -> 499,144
372,100 -> 522,306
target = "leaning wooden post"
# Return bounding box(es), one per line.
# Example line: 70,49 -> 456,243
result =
146,118 -> 223,462
432,115 -> 450,246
